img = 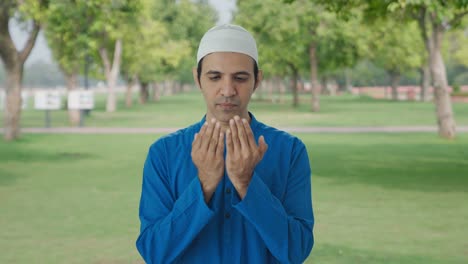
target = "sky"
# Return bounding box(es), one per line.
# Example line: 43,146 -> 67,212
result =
10,0 -> 236,65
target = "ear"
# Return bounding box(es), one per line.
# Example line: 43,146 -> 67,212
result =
253,69 -> 263,92
192,67 -> 201,90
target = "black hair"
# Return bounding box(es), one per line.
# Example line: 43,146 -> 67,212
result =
196,57 -> 259,85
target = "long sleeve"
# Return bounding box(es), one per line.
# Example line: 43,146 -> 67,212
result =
136,142 -> 215,263
233,140 -> 314,264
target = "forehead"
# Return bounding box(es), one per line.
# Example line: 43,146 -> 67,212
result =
202,52 -> 255,73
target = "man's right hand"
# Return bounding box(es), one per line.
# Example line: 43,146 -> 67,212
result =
191,118 -> 225,204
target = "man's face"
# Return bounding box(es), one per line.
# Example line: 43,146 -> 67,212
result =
193,52 -> 262,124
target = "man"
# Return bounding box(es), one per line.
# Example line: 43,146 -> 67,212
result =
136,24 -> 314,264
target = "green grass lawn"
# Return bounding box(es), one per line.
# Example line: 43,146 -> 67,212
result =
1,133 -> 467,263
5,91 -> 468,128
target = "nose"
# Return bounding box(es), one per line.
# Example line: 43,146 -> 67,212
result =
220,78 -> 236,97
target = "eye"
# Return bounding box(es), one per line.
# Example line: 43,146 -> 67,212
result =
209,75 -> 221,81
234,76 -> 248,82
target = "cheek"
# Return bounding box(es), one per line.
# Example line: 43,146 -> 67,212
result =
201,88 -> 217,102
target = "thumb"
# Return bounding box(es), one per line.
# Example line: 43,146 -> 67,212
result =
258,135 -> 268,156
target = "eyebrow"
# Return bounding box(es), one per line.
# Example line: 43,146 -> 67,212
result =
205,70 -> 251,76
206,70 -> 221,75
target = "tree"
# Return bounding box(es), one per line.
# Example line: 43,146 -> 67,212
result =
151,0 -> 216,95
236,0 -> 309,107
310,0 -> 468,138
367,19 -> 422,100
443,22 -> 468,87
376,1 -> 467,138
45,0 -> 91,126
84,0 -> 141,113
0,0 -> 48,141
238,0 -> 365,110
310,7 -> 366,98
120,0 -> 216,105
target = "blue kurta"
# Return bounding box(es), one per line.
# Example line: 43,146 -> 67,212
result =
136,114 -> 314,263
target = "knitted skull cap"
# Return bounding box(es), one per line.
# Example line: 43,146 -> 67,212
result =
196,24 -> 258,64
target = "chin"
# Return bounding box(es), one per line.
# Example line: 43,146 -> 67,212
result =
216,112 -> 237,122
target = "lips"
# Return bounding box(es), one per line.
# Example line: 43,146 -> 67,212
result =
217,102 -> 237,110
219,103 -> 236,107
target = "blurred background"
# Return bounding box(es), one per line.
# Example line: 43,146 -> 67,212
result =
1,0 -> 467,263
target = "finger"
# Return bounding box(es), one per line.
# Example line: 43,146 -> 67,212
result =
194,122 -> 207,149
234,116 -> 249,150
229,118 -> 241,151
258,135 -> 268,158
226,129 -> 233,155
208,121 -> 221,154
201,118 -> 216,150
216,129 -> 224,156
242,118 -> 256,150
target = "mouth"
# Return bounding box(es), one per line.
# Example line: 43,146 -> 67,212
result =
217,103 -> 237,110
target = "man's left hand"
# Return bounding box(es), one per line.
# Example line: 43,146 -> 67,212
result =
226,116 -> 268,199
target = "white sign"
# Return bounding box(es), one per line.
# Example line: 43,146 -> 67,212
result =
34,90 -> 62,110
0,90 -> 4,110
22,91 -> 28,109
68,90 -> 94,110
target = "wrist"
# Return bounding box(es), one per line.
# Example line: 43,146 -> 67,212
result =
231,180 -> 250,199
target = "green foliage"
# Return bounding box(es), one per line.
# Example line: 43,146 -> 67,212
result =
45,0 -> 91,75
453,71 -> 468,85
367,19 -> 423,75
236,0 -> 366,80
443,21 -> 468,68
16,0 -> 49,23
314,9 -> 367,76
44,0 -> 142,80
122,0 -> 216,83
235,0 -> 308,77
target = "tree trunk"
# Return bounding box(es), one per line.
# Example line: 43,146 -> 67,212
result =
389,71 -> 400,101
99,39 -> 122,113
139,82 -> 149,104
430,23 -> 456,139
152,82 -> 160,102
273,76 -> 282,103
321,76 -> 328,95
419,64 -> 431,101
344,68 -> 353,93
4,66 -> 23,140
309,42 -> 320,112
65,72 -> 80,126
0,10 -> 40,140
329,79 -> 338,96
256,80 -> 264,101
267,78 -> 274,103
279,78 -> 286,103
125,75 -> 136,108
164,80 -> 173,95
172,81 -> 178,94
418,9 -> 455,138
290,65 -> 299,107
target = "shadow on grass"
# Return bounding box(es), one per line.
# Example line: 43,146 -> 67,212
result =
0,146 -> 96,186
307,243 -> 463,264
0,168 -> 21,186
0,147 -> 96,163
310,142 -> 468,193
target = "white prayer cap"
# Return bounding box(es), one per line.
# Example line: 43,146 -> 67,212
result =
196,24 -> 258,64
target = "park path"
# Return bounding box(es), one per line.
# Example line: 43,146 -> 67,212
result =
3,126 -> 468,134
